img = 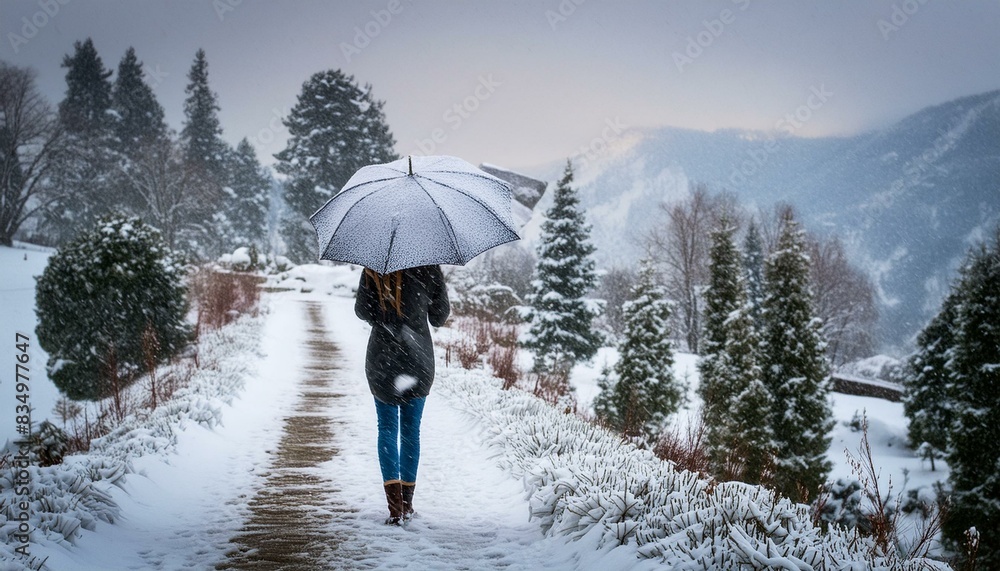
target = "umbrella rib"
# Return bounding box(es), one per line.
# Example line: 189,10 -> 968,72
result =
317,186 -> 398,263
411,177 -> 465,263
309,175 -> 401,220
412,174 -> 518,233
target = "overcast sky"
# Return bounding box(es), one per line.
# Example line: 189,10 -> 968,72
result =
3,0 -> 998,170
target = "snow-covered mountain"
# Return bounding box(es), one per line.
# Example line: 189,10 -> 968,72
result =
523,90 -> 1000,352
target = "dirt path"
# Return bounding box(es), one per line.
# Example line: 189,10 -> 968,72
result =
218,301 -> 354,570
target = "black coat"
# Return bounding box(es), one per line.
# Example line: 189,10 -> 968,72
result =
355,265 -> 450,405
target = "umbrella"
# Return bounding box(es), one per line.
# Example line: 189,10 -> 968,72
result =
310,155 -> 521,274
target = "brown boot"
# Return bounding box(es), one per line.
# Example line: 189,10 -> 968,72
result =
401,482 -> 415,519
383,480 -> 403,525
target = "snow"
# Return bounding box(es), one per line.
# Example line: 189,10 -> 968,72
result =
1,256 -> 951,569
0,244 -> 61,447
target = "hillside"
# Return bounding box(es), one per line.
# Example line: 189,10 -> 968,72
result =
521,90 -> 1000,351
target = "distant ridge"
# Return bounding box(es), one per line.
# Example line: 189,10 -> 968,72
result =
527,89 -> 1000,352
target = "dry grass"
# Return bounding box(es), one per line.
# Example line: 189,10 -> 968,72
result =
192,268 -> 263,334
653,417 -> 711,477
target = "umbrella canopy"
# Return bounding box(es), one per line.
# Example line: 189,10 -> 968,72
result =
310,155 -> 521,274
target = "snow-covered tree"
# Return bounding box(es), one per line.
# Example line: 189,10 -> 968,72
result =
44,38 -> 116,244
760,210 -> 832,502
902,288 -> 958,467
274,69 -> 397,262
0,62 -> 63,246
219,138 -> 271,252
743,218 -> 765,330
942,226 -> 1000,565
699,217 -> 773,483
35,214 -> 190,401
178,49 -> 232,257
111,47 -> 166,156
521,161 -> 603,376
594,259 -> 680,440
181,49 -> 228,183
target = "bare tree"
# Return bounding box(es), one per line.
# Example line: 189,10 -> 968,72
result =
596,265 -> 638,339
0,62 -> 63,246
645,183 -> 721,353
808,234 -> 878,366
117,136 -> 201,249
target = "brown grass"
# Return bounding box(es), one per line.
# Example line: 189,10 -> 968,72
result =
193,268 -> 263,334
653,417 -> 711,477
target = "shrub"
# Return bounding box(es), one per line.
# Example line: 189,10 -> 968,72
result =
36,214 -> 190,401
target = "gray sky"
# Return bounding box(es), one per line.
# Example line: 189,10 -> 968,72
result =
3,0 -> 998,170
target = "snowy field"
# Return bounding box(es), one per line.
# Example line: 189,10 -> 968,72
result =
1,244 -> 60,447
1,254 -> 950,569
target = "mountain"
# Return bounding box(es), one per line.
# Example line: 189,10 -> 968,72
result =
522,90 -> 1000,353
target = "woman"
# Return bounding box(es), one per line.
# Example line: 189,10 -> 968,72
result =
354,264 -> 450,525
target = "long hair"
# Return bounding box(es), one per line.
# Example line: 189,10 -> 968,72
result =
364,268 -> 404,317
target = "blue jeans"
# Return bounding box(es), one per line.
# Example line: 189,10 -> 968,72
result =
374,397 -> 425,483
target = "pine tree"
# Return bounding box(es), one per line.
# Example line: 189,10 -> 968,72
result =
111,47 -> 166,155
594,259 -> 680,440
942,227 -> 1000,565
179,49 -> 231,258
57,38 -> 112,136
220,138 -> 271,251
44,38 -> 116,244
699,217 -> 773,483
522,161 -> 603,377
902,289 -> 959,467
760,210 -> 832,502
743,218 -> 765,330
274,69 -> 397,262
181,49 -> 228,182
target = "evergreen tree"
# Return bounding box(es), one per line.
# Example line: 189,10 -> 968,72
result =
902,289 -> 959,467
179,49 -> 231,258
44,38 -> 116,244
181,49 -> 228,182
220,138 -> 271,251
594,259 -> 680,440
57,38 -> 112,136
35,214 -> 189,400
760,210 -> 832,502
699,217 -> 773,483
274,69 -> 397,262
522,161 -> 603,377
111,47 -> 167,155
942,227 -> 1000,565
743,218 -> 765,330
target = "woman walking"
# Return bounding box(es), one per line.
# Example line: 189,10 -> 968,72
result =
355,265 -> 450,525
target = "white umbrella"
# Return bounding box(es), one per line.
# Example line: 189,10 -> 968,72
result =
310,155 -> 521,274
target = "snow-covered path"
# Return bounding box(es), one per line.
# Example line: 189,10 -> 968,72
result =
221,294 -> 575,569
298,293 -> 578,569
